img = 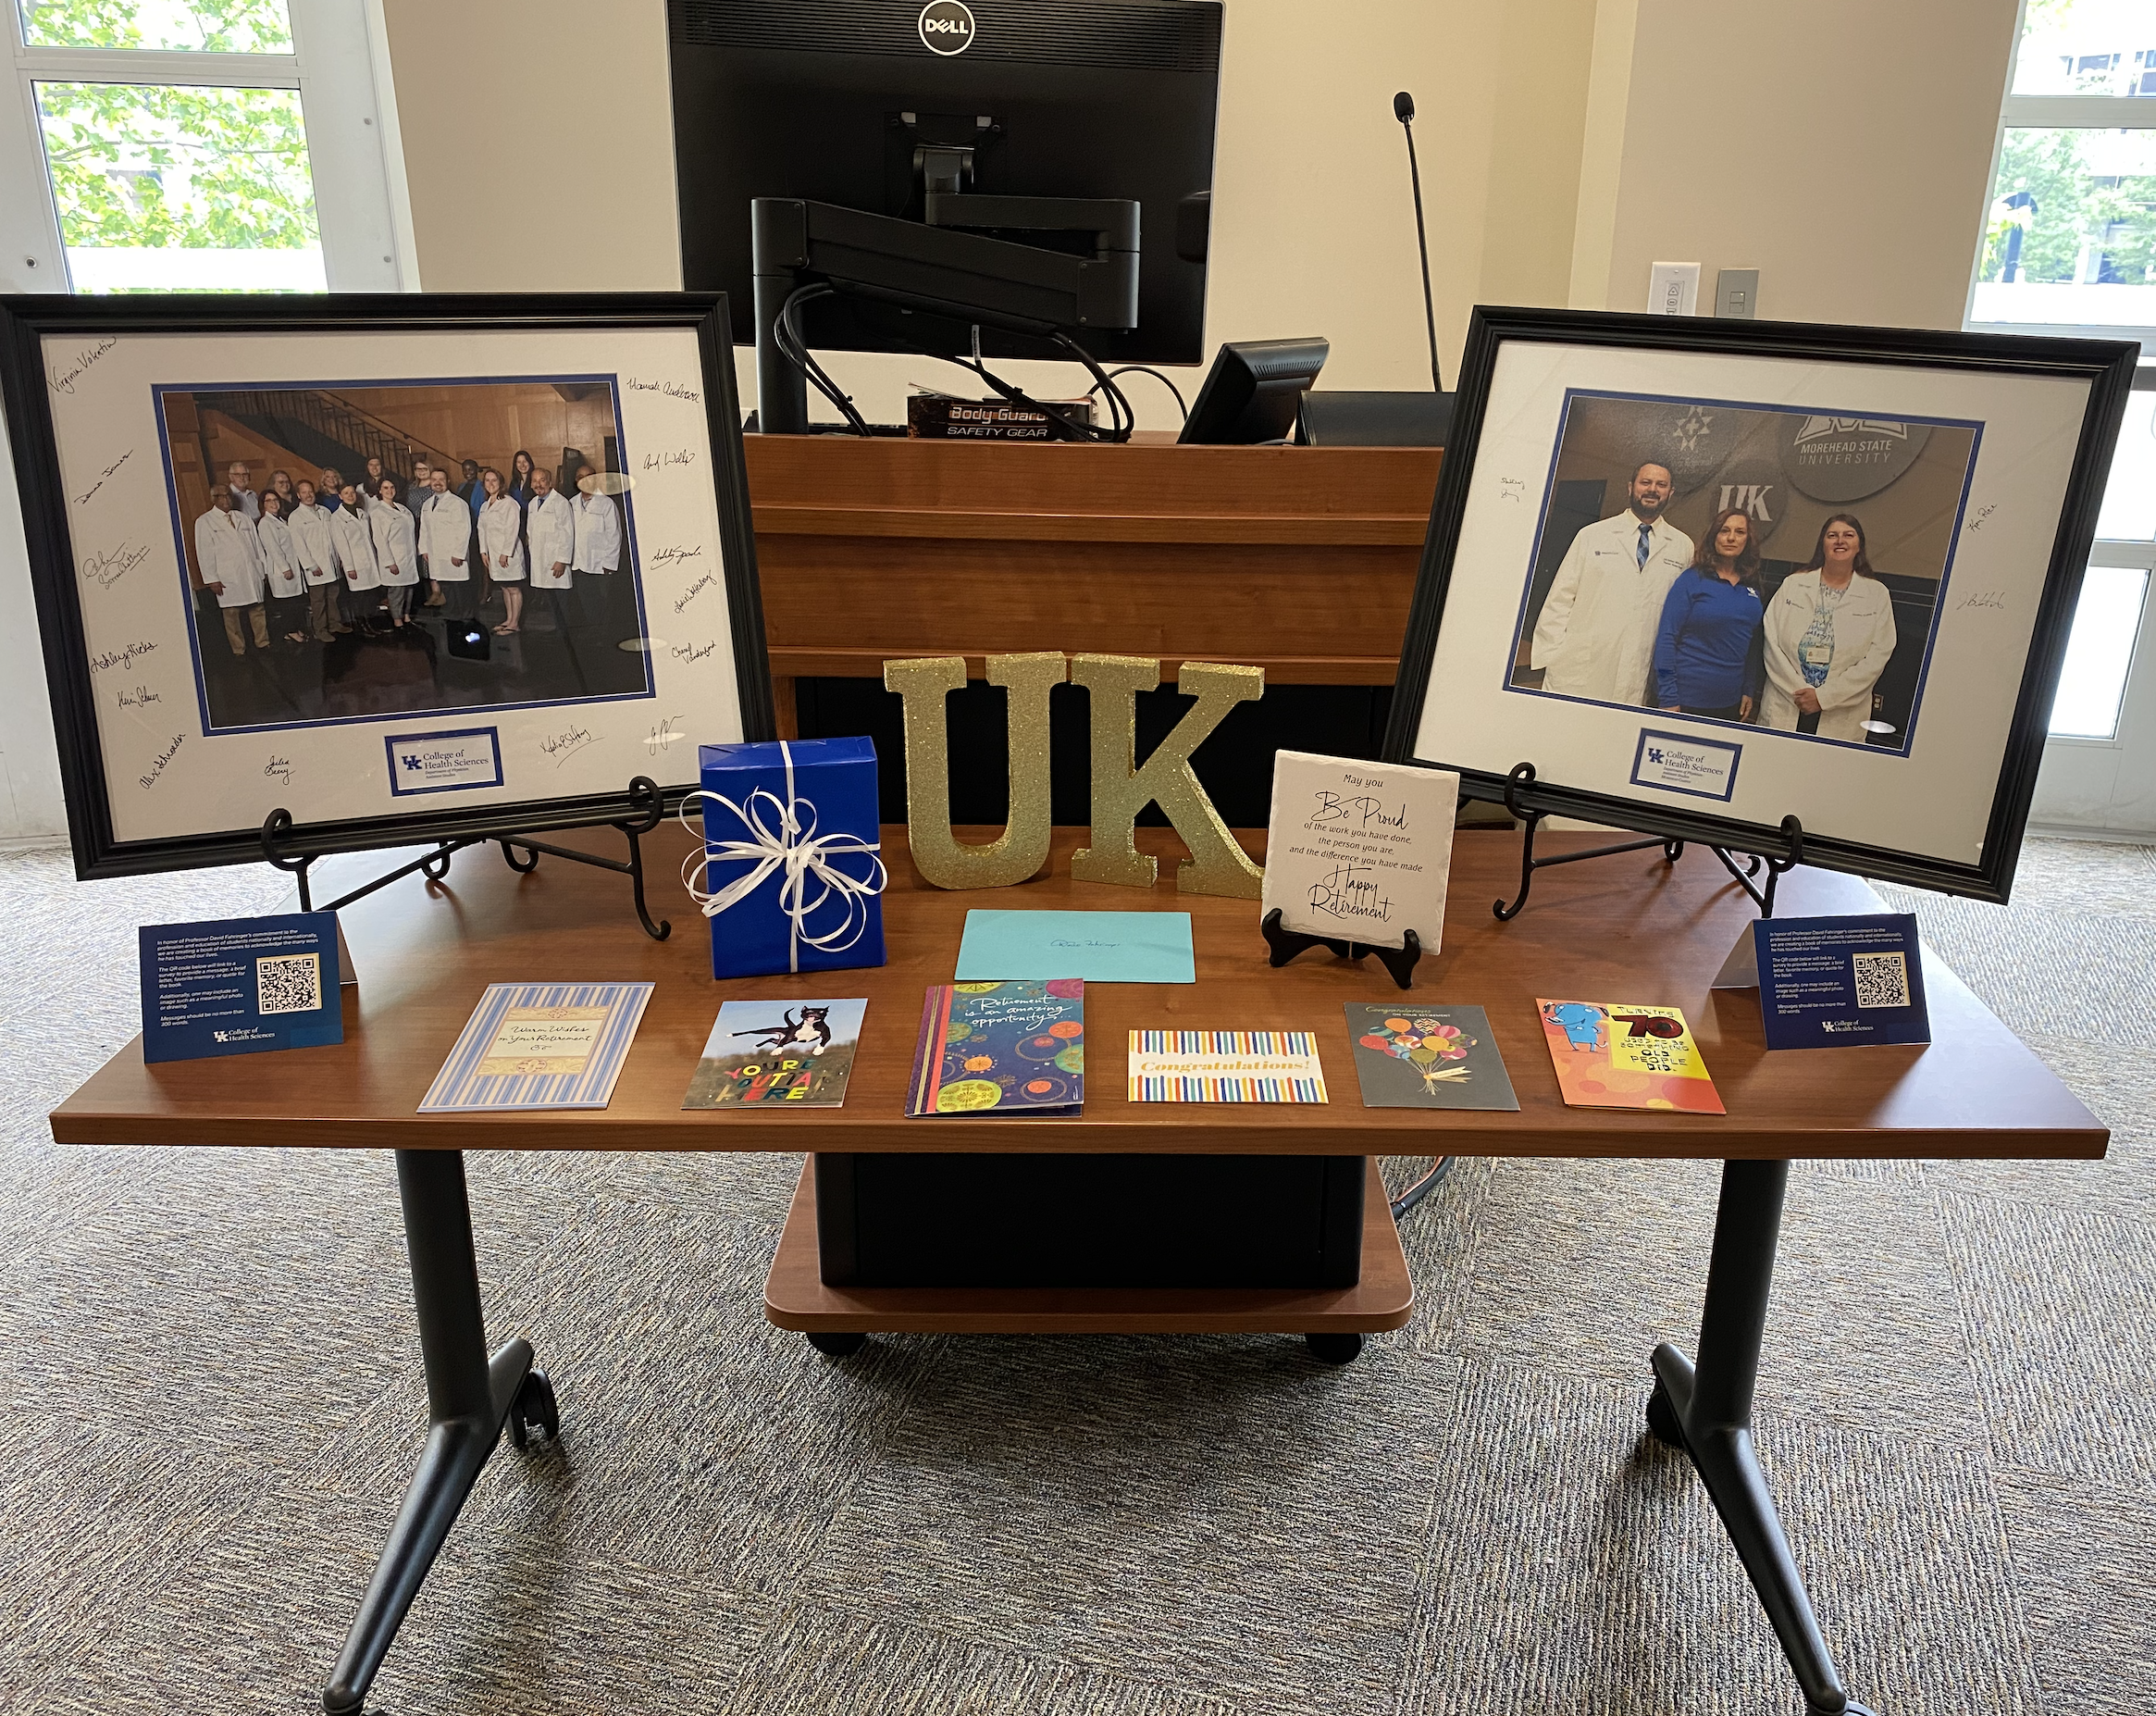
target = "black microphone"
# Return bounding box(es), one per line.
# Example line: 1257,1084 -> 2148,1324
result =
1393,91 -> 1442,395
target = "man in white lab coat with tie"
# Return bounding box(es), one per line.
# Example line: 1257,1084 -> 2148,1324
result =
525,466 -> 579,633
570,462 -> 624,635
194,485 -> 270,655
1528,461 -> 1695,706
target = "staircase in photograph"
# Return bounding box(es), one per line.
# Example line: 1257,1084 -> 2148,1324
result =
196,389 -> 459,488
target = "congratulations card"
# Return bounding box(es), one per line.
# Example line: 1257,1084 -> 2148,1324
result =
683,999 -> 867,1108
1535,999 -> 1723,1114
1128,1030 -> 1328,1103
1345,1004 -> 1518,1110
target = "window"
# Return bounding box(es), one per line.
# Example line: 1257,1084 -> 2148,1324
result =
1971,2 -> 2156,748
1,0 -> 410,295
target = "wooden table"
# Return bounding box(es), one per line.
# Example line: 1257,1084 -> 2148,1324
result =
50,825 -> 2104,1716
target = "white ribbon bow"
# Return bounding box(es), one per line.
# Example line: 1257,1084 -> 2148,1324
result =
678,740 -> 886,973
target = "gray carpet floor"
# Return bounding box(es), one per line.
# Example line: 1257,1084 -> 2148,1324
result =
2,838 -> 2152,1714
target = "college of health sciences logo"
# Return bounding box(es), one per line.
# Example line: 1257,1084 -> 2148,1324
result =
919,0 -> 974,53
1775,413 -> 1933,504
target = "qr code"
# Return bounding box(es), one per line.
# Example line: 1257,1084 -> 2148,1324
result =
255,951 -> 322,1015
1852,950 -> 1910,1010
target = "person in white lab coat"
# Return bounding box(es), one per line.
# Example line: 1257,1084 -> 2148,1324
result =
225,460 -> 261,521
571,463 -> 624,634
290,479 -> 346,642
254,490 -> 308,645
370,474 -> 421,628
195,486 -> 269,656
477,466 -> 526,634
1527,462 -> 1695,706
330,481 -> 384,632
526,466 -> 579,633
1760,512 -> 1899,742
419,466 -> 476,618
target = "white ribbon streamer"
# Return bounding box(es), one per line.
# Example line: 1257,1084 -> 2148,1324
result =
678,740 -> 886,973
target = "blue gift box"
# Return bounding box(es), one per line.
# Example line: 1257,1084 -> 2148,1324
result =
695,737 -> 887,979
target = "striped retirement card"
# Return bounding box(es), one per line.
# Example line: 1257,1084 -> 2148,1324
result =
1128,1030 -> 1328,1103
419,982 -> 654,1113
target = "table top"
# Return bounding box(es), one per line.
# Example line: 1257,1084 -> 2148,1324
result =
50,825 -> 2105,1160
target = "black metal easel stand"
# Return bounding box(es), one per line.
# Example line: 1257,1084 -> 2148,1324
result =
1260,907 -> 1423,989
322,1150 -> 558,1716
1492,761 -> 1806,922
261,775 -> 674,941
1647,1161 -> 1877,1716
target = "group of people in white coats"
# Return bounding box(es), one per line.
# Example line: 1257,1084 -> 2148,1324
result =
1527,458 -> 1901,743
192,447 -> 626,659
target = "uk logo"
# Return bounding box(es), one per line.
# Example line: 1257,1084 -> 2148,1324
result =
1647,747 -> 1666,764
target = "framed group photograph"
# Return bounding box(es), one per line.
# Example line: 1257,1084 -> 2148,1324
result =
0,292 -> 774,877
1384,306 -> 2137,901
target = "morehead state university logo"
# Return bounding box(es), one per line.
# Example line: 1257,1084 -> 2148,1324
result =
919,0 -> 975,54
1774,413 -> 1933,504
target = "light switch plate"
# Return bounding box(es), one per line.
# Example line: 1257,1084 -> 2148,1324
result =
1715,268 -> 1760,319
1647,262 -> 1701,316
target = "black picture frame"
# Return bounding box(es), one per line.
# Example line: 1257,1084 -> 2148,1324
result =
1382,305 -> 2137,902
0,292 -> 774,878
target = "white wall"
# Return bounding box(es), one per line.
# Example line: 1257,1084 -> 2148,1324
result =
0,411 -> 67,844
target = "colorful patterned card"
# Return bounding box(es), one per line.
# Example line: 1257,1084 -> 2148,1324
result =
1535,999 -> 1724,1114
683,999 -> 867,1109
906,980 -> 1084,1116
419,982 -> 653,1113
1345,1004 -> 1518,1110
1129,1030 -> 1328,1103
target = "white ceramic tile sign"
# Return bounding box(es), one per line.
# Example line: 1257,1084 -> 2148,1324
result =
1261,751 -> 1459,952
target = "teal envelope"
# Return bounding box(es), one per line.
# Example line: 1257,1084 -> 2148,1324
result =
955,910 -> 1196,983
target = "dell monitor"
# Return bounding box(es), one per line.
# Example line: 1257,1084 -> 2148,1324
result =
666,0 -> 1223,417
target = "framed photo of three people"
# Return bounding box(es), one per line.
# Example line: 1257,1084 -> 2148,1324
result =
0,293 -> 774,877
1385,306 -> 2137,902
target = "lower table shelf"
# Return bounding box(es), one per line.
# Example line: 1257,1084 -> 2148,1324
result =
762,1157 -> 1415,1335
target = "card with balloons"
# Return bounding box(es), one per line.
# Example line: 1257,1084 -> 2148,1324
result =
1344,1004 -> 1518,1111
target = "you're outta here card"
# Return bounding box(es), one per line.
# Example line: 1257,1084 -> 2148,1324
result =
684,999 -> 867,1108
1753,914 -> 1931,1051
1345,1004 -> 1519,1110
908,980 -> 1084,1116
139,912 -> 343,1063
1537,1000 -> 1724,1114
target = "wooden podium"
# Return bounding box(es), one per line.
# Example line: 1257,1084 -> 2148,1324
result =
742,433 -> 1444,733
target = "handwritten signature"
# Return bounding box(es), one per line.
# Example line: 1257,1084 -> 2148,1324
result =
72,449 -> 133,508
540,726 -> 598,767
1307,862 -> 1392,923
626,378 -> 702,403
644,715 -> 688,753
82,541 -> 151,590
1498,476 -> 1528,504
652,543 -> 706,567
117,684 -> 161,710
47,339 -> 118,396
641,449 -> 698,472
1955,588 -> 2007,612
90,638 -> 157,674
671,640 -> 716,665
265,754 -> 292,784
673,572 -> 715,614
1966,504 -> 1997,532
138,733 -> 183,790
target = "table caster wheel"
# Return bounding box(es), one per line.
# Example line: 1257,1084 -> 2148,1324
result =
1645,1379 -> 1684,1449
808,1332 -> 867,1358
1305,1333 -> 1363,1365
509,1368 -> 559,1449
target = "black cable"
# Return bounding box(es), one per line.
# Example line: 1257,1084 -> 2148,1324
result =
898,324 -> 1134,443
1094,364 -> 1189,424
774,284 -> 872,436
1389,1156 -> 1456,1222
1396,99 -> 1443,395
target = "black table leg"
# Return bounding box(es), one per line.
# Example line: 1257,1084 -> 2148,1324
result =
321,1150 -> 558,1716
1647,1160 -> 1877,1716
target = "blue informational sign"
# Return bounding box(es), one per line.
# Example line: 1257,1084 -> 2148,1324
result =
138,912 -> 344,1063
1752,913 -> 1931,1051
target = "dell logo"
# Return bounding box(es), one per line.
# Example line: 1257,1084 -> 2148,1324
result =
918,0 -> 974,54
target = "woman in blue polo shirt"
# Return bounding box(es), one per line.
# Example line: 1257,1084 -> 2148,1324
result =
1653,507 -> 1766,721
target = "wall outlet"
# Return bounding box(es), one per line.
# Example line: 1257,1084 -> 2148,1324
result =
1647,262 -> 1700,316
1715,268 -> 1760,319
